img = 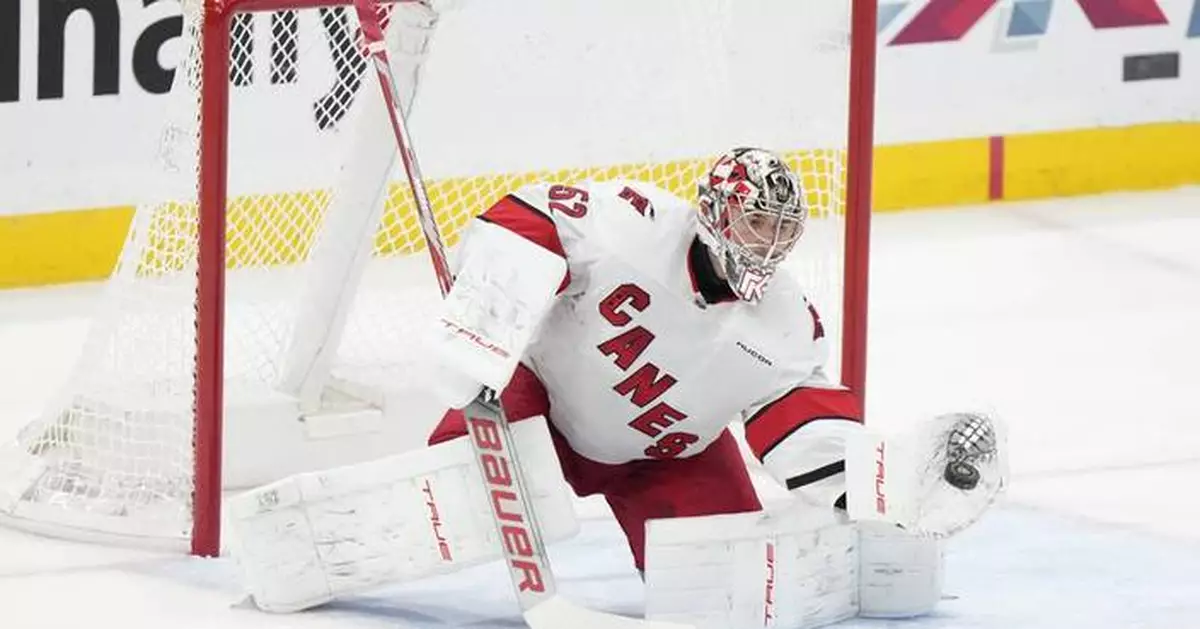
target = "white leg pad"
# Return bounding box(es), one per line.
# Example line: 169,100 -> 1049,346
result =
644,508 -> 858,629
225,416 -> 579,613
644,506 -> 944,628
857,521 -> 943,618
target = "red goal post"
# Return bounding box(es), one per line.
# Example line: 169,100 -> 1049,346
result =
0,0 -> 877,558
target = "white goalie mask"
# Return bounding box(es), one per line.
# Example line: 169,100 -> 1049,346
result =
697,147 -> 808,302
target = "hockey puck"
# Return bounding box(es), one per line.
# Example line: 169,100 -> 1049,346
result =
944,461 -> 980,490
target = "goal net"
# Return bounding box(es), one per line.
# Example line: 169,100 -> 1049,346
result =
0,0 -> 874,554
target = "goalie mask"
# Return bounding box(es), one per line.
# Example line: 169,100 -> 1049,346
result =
697,147 -> 807,302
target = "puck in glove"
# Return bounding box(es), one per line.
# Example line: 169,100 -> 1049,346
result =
944,460 -> 980,490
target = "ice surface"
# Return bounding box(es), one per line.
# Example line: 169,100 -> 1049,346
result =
2,186 -> 1199,628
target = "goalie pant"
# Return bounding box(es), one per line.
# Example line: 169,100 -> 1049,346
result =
429,363 -> 861,573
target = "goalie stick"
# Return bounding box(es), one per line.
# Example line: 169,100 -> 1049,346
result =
351,3 -> 690,628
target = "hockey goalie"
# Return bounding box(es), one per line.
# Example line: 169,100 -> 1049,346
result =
226,146 -> 1007,629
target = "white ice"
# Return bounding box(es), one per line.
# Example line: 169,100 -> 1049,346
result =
2,187 -> 1199,628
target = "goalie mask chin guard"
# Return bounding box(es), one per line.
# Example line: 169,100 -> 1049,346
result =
697,147 -> 808,303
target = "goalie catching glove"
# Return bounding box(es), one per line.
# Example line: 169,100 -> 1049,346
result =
845,411 -> 1008,538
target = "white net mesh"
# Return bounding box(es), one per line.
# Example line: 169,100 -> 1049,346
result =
0,0 -> 855,548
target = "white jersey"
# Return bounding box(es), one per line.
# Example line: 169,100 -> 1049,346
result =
482,180 -> 834,466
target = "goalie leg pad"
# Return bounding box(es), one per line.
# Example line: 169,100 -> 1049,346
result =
857,521 -> 943,618
643,506 -> 945,628
226,416 -> 579,613
643,507 -> 858,629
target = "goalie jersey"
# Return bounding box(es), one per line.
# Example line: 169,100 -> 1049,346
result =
455,179 -> 863,503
